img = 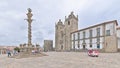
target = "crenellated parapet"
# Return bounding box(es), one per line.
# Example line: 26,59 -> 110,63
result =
56,19 -> 63,25
65,11 -> 78,21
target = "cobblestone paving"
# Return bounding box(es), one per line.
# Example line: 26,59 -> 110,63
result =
0,52 -> 120,68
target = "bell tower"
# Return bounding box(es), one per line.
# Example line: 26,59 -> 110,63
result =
55,19 -> 64,51
64,12 -> 78,51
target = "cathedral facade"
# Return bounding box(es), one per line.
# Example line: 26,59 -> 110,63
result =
55,12 -> 120,52
55,12 -> 78,51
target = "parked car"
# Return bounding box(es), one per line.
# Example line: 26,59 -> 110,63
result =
87,49 -> 99,57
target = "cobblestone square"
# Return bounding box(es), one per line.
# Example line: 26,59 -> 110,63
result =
0,52 -> 120,68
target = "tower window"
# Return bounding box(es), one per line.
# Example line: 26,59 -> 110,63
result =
68,21 -> 70,25
61,31 -> 63,38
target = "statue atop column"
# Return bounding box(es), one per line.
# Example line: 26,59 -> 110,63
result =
27,8 -> 33,20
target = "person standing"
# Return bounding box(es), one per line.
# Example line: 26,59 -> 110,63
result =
7,50 -> 11,57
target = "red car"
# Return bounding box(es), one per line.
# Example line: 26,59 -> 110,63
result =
88,49 -> 99,57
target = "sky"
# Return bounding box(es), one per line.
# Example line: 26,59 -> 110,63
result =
0,0 -> 120,47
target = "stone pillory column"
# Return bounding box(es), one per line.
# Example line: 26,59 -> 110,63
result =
25,8 -> 33,51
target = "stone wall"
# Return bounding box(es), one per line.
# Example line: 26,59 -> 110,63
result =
44,40 -> 53,52
104,35 -> 118,52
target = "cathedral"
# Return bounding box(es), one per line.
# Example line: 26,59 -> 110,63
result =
55,12 -> 120,52
55,12 -> 78,51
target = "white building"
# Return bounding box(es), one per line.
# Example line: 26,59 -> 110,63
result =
71,20 -> 119,52
0,46 -> 17,54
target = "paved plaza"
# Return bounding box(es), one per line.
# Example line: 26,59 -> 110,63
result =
0,52 -> 120,68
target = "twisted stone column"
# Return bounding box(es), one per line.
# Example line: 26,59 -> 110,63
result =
26,8 -> 33,51
28,20 -> 32,47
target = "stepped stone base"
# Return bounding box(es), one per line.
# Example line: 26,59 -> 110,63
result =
10,52 -> 48,59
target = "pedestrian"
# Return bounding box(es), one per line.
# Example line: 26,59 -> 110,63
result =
7,50 -> 11,57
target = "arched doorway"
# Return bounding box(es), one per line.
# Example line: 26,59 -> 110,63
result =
83,45 -> 86,49
61,45 -> 63,50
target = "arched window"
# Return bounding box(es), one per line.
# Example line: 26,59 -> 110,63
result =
61,31 -> 63,38
68,21 -> 70,25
